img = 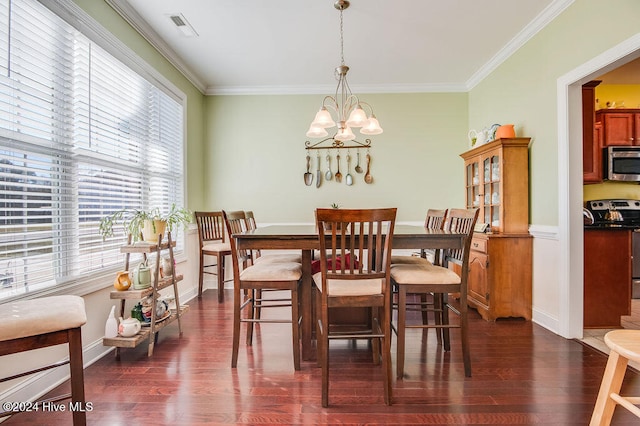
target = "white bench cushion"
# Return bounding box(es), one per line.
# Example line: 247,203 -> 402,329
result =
0,295 -> 87,341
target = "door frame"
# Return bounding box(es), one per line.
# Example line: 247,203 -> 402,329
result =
557,33 -> 640,338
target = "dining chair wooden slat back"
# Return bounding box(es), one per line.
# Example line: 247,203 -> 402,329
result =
194,211 -> 232,302
314,207 -> 397,407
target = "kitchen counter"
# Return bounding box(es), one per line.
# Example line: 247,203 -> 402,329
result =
584,224 -> 638,230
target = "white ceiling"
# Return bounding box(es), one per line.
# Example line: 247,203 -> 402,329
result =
108,0 -> 579,95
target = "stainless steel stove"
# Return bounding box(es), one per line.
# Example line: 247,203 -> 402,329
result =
585,199 -> 640,229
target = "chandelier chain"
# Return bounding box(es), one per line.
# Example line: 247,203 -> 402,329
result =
339,9 -> 345,66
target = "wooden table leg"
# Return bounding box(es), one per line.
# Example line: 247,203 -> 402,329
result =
301,249 -> 313,361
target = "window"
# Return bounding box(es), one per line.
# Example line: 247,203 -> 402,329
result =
0,0 -> 185,300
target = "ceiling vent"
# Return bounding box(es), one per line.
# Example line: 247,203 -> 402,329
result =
168,13 -> 198,37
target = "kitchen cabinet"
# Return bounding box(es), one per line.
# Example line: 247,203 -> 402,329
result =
461,138 -> 532,320
583,81 -> 603,183
584,228 -> 631,328
102,233 -> 188,357
596,109 -> 640,146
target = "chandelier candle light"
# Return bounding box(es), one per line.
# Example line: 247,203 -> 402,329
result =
305,0 -> 383,145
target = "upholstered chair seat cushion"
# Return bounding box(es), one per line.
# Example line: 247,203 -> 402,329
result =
390,262 -> 460,285
202,241 -> 231,253
0,295 -> 87,341
240,262 -> 302,281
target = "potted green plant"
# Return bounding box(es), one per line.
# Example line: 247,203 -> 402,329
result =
99,204 -> 192,242
325,203 -> 342,231
147,204 -> 193,242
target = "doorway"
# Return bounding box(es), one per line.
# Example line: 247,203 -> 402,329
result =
558,33 -> 640,342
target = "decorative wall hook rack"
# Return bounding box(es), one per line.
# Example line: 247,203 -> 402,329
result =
305,138 -> 371,151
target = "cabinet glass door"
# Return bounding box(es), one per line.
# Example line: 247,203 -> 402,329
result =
466,162 -> 480,209
488,155 -> 500,229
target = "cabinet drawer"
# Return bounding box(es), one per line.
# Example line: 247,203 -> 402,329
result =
471,238 -> 487,253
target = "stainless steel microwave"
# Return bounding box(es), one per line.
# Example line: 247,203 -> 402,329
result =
606,146 -> 640,182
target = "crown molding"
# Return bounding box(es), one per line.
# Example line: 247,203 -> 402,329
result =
465,0 -> 574,90
104,0 -> 207,94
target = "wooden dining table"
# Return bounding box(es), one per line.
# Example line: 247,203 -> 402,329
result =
232,224 -> 466,361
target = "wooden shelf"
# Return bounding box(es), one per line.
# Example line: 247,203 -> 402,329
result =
103,306 -> 189,348
109,275 -> 183,299
103,232 -> 186,357
120,240 -> 176,253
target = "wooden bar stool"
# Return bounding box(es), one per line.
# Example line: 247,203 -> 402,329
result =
0,295 -> 88,425
590,330 -> 640,425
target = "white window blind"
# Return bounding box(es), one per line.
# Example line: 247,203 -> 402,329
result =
0,0 -> 185,300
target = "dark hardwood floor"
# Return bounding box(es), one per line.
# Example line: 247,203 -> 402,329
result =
4,290 -> 640,425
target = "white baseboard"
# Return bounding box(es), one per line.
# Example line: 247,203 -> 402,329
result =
532,307 -> 560,335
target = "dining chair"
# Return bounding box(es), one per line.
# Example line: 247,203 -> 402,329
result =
314,207 -> 397,407
590,329 -> 640,425
194,211 -> 232,302
223,210 -> 302,370
245,211 -> 302,264
390,208 -> 448,265
390,209 -> 448,331
244,211 -> 302,321
390,208 -> 478,379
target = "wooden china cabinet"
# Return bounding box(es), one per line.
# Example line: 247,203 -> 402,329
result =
460,138 -> 532,321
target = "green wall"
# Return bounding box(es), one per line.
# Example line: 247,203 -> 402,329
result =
204,92 -> 468,223
469,0 -> 640,226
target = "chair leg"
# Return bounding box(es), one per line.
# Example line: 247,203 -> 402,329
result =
246,289 -> 255,346
590,350 -> 628,426
217,254 -> 225,303
315,287 -> 323,369
382,303 -> 392,406
396,286 -> 407,380
291,286 -> 301,371
372,307 -> 381,365
231,285 -> 241,368
433,293 -> 443,345
441,293 -> 451,351
460,294 -> 471,377
420,293 -> 430,325
198,252 -> 205,298
68,327 -> 86,426
255,289 -> 262,319
320,301 -> 330,408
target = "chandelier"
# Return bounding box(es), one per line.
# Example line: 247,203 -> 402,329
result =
305,0 -> 383,143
